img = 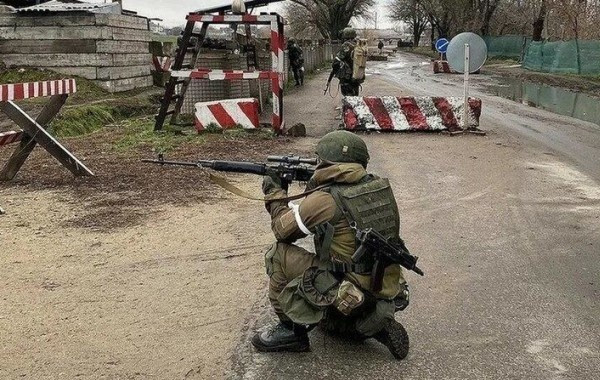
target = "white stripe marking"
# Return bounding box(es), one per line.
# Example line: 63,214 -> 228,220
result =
414,97 -> 445,130
381,96 -> 411,130
288,202 -> 312,235
221,101 -> 256,129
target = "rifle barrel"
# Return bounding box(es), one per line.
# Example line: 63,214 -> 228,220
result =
141,159 -> 200,167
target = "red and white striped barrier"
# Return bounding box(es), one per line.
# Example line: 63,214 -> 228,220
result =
0,130 -> 23,147
187,14 -> 279,24
433,60 -> 453,74
0,79 -> 77,102
183,13 -> 284,132
194,98 -> 260,131
170,69 -> 278,81
343,96 -> 482,132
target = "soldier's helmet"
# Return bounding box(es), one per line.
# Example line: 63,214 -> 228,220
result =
316,130 -> 370,168
341,27 -> 357,41
288,38 -> 296,45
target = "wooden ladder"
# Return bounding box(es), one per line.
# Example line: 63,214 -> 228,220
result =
154,17 -> 208,131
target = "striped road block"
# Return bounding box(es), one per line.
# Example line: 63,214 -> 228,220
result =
343,96 -> 482,132
0,79 -> 77,102
0,130 -> 24,147
433,60 -> 453,74
195,98 -> 260,131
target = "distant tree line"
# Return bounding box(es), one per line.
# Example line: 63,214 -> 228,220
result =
388,0 -> 600,47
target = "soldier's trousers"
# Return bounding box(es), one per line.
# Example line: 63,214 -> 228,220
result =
265,242 -> 317,320
264,242 -> 396,337
340,82 -> 360,96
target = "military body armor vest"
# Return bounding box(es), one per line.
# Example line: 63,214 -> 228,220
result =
314,175 -> 400,268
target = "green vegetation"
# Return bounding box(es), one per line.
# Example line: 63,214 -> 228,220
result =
113,120 -> 276,154
51,99 -> 156,137
113,118 -> 205,153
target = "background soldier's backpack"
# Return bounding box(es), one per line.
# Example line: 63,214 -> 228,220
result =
352,39 -> 368,82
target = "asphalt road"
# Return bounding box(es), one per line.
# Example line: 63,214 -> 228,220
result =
230,52 -> 600,379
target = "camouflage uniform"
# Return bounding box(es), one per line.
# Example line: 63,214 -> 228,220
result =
288,41 -> 305,86
333,41 -> 362,96
252,131 -> 410,359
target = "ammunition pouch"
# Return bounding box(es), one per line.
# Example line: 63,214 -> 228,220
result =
334,280 -> 365,316
277,267 -> 340,325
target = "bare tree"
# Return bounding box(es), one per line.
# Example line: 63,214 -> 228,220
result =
532,0 -> 547,40
389,0 -> 429,46
285,0 -> 375,40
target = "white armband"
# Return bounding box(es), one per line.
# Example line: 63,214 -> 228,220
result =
288,201 -> 312,236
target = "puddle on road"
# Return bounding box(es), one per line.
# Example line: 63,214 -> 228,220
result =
486,78 -> 600,126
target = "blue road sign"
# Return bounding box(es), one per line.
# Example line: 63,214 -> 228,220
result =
435,38 -> 450,54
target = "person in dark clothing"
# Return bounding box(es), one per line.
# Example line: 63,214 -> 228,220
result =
288,38 -> 305,86
378,40 -> 384,54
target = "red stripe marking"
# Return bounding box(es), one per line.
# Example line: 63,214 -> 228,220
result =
398,97 -> 429,130
1,84 -> 8,101
13,83 -> 24,100
0,131 -> 23,147
363,97 -> 394,130
343,105 -> 360,130
468,98 -> 482,122
242,15 -> 258,22
238,101 -> 259,128
225,73 -> 244,80
432,97 -> 460,131
213,15 -> 225,22
207,103 -> 237,128
28,82 -> 35,97
270,30 -> 278,55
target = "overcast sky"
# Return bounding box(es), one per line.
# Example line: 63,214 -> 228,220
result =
117,0 -> 394,28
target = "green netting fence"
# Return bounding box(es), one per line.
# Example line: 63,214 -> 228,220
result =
523,40 -> 600,75
483,35 -> 528,60
484,35 -> 600,75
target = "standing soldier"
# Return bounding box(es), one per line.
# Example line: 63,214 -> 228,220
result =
326,28 -> 367,96
251,131 -> 413,360
288,38 -> 305,86
378,40 -> 384,55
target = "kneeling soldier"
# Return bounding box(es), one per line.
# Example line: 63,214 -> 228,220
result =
252,130 -> 411,359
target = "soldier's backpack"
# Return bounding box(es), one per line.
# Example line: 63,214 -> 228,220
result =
352,39 -> 368,82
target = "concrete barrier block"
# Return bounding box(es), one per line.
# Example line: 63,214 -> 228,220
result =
0,26 -> 111,40
95,14 -> 149,30
112,53 -> 152,67
343,96 -> 482,132
94,75 -> 153,93
1,53 -> 113,68
194,98 -> 260,131
97,65 -> 152,80
0,39 -> 97,54
97,40 -> 149,54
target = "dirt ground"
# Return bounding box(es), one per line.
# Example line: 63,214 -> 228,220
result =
0,116 -> 314,379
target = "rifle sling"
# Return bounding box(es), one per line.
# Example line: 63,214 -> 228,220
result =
208,173 -> 330,203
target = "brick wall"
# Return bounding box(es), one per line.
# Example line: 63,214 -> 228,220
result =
0,13 -> 153,92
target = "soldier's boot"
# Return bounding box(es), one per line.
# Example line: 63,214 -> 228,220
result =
251,322 -> 310,352
373,319 -> 409,360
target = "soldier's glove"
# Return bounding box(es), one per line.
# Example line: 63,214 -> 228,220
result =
262,170 -> 283,195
